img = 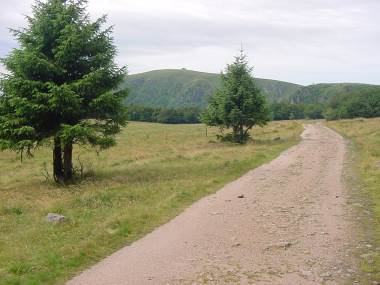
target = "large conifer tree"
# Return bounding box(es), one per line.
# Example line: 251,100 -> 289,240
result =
202,51 -> 269,143
0,0 -> 127,182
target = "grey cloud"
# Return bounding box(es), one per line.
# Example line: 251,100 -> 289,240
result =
0,0 -> 379,85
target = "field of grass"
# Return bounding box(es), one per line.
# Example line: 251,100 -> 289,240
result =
326,118 -> 380,283
0,121 -> 302,285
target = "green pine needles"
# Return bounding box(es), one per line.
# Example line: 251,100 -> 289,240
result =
0,0 -> 127,182
202,50 -> 269,143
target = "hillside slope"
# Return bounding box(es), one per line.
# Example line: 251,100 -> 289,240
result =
289,83 -> 379,104
122,69 -> 380,109
122,69 -> 302,108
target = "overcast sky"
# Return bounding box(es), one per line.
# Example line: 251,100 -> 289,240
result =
0,0 -> 379,85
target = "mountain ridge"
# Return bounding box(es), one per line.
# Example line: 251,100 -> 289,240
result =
122,69 -> 380,109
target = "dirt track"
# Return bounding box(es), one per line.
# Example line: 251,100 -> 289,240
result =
68,123 -> 356,285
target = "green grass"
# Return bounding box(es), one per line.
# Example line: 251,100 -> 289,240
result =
0,121 -> 302,285
326,118 -> 380,283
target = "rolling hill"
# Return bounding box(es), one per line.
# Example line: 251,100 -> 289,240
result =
122,69 -> 380,109
288,83 -> 379,104
122,69 -> 302,108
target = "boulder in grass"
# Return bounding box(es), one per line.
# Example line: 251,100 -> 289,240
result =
46,213 -> 66,223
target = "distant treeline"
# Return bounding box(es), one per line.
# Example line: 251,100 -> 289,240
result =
270,103 -> 324,120
127,87 -> 380,123
272,86 -> 380,120
127,105 -> 201,124
127,104 -> 324,123
324,87 -> 380,120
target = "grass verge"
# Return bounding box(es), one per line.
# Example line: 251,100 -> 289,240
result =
326,118 -> 380,283
0,121 -> 302,285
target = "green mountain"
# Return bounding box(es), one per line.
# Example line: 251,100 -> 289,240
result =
289,83 -> 379,104
122,69 -> 380,109
122,69 -> 302,108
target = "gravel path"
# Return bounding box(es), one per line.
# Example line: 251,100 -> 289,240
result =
68,123 -> 355,285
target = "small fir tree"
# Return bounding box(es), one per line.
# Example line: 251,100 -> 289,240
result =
0,0 -> 127,182
202,50 -> 269,143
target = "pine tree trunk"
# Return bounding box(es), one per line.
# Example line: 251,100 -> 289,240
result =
53,137 -> 63,182
234,124 -> 244,143
232,126 -> 238,142
63,142 -> 73,181
239,124 -> 244,143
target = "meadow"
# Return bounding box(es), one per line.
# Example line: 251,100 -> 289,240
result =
0,121 -> 302,285
327,118 -> 380,283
